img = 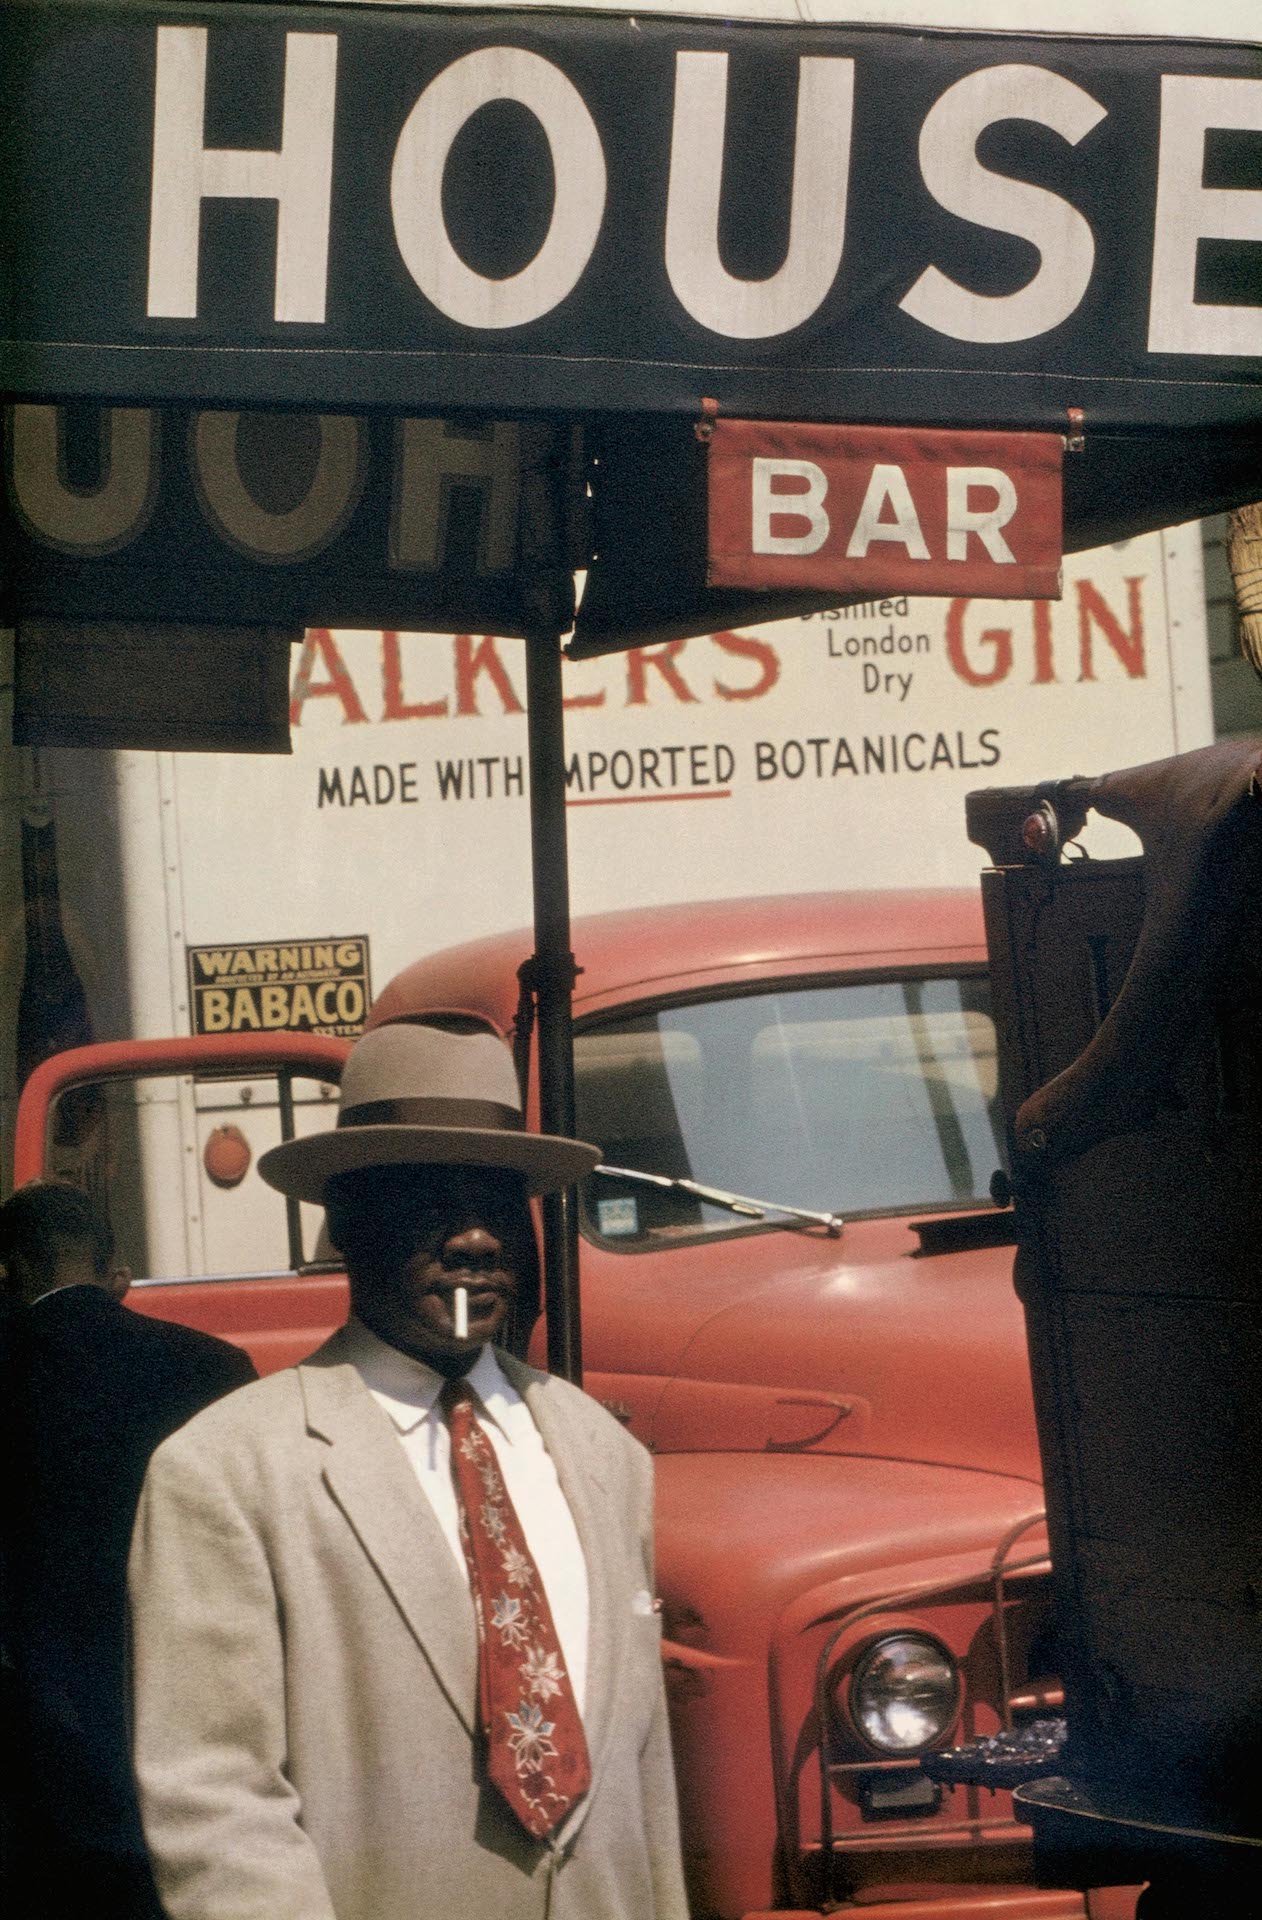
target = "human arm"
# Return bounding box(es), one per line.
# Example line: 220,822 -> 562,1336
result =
128,1429 -> 337,1920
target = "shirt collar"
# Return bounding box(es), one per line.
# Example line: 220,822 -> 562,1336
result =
343,1316 -> 516,1440
28,1280 -> 109,1308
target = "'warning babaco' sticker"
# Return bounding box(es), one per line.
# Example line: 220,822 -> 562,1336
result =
187,938 -> 372,1038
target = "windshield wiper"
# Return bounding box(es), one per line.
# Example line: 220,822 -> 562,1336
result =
593,1164 -> 843,1237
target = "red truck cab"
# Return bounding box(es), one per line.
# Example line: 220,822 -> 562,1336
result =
15,891 -> 1131,1919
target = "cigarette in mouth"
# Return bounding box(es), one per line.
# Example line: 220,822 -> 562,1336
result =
453,1286 -> 469,1341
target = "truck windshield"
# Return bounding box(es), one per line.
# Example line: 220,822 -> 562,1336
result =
574,974 -> 1003,1244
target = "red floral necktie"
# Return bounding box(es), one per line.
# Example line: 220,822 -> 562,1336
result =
440,1378 -> 592,1838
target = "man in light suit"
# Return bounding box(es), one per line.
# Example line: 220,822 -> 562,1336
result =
128,1023 -> 688,1920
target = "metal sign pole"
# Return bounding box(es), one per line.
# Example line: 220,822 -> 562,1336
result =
524,629 -> 583,1386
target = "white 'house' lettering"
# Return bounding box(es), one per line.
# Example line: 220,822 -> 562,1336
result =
389,48 -> 607,329
899,64 -> 1108,345
665,53 -> 854,339
139,26 -> 1262,358
1149,75 -> 1262,357
147,26 -> 338,322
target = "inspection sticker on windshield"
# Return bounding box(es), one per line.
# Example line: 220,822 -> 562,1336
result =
707,420 -> 1062,601
187,937 -> 371,1038
597,1197 -> 640,1238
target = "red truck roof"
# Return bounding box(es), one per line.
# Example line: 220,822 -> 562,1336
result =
369,888 -> 987,1033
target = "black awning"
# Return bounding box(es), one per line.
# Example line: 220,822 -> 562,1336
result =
3,1 -> 1259,436
3,2 -> 1260,646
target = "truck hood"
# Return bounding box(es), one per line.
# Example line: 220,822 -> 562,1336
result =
652,1448 -> 1047,1648
643,1213 -> 1042,1484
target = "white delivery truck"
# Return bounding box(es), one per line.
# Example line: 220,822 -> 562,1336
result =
0,521 -> 1214,1269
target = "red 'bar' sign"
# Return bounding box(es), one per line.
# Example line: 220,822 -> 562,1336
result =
708,421 -> 1063,601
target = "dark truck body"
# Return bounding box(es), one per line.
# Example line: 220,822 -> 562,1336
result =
962,744 -> 1262,1907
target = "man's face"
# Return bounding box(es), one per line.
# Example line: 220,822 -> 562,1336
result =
331,1164 -> 536,1375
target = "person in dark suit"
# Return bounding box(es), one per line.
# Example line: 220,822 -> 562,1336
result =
0,1179 -> 256,1920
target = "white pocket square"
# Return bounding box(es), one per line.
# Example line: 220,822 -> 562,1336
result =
631,1588 -> 660,1616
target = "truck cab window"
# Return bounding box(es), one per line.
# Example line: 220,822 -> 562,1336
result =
575,975 -> 1003,1245
44,1070 -> 341,1283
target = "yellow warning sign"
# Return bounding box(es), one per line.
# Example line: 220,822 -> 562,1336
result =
187,937 -> 371,1038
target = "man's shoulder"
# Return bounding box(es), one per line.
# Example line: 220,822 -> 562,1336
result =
25,1286 -> 248,1372
148,1362 -> 307,1477
504,1353 -> 608,1419
503,1353 -> 651,1471
121,1303 -> 256,1382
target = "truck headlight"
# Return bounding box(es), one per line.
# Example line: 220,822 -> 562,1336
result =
848,1633 -> 961,1755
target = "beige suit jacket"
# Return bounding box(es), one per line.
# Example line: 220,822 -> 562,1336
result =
128,1334 -> 688,1920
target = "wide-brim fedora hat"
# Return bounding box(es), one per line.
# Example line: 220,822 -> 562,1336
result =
258,1023 -> 601,1204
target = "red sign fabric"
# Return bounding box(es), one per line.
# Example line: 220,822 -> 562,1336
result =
708,421 -> 1063,601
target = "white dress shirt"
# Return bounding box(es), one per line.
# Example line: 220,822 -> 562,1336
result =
341,1318 -> 590,1716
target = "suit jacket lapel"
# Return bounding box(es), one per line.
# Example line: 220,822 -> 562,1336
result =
299,1338 -> 478,1737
